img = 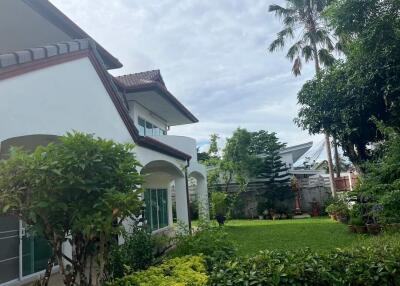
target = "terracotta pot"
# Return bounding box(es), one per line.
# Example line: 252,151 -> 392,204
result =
366,224 -> 381,235
348,225 -> 356,233
355,225 -> 367,234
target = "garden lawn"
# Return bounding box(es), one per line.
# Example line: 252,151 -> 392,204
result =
224,218 -> 368,256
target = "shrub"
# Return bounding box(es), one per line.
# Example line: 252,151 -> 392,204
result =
172,222 -> 236,270
325,199 -> 349,218
211,192 -> 228,224
109,256 -> 208,286
209,235 -> 400,285
107,226 -> 156,279
379,190 -> 400,224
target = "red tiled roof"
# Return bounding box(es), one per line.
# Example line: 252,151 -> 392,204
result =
114,71 -> 199,123
115,70 -> 166,87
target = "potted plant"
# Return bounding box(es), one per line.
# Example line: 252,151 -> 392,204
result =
326,200 -> 349,223
351,217 -> 367,234
326,202 -> 339,221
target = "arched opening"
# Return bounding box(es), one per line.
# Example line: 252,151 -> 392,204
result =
188,171 -> 209,221
0,134 -> 58,284
0,134 -> 59,159
140,160 -> 188,233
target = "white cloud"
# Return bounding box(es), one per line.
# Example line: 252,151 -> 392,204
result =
51,0 -> 319,147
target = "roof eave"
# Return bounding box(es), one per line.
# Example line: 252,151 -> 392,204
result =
120,82 -> 199,124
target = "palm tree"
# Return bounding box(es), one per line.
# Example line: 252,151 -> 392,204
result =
268,0 -> 337,197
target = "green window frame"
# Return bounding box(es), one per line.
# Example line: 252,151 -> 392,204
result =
144,189 -> 169,231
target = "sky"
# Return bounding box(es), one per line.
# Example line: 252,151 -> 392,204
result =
52,0 -> 323,151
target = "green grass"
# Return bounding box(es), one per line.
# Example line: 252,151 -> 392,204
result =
223,218 -> 368,256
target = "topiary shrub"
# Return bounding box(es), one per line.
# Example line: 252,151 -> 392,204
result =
108,256 -> 208,286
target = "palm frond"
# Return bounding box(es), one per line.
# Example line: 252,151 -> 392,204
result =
292,56 -> 302,76
269,37 -> 285,52
283,15 -> 296,26
277,27 -> 294,39
301,45 -> 314,62
286,41 -> 303,60
268,4 -> 293,18
318,49 -> 336,67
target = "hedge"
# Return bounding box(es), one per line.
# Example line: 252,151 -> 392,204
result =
110,236 -> 400,286
209,236 -> 400,286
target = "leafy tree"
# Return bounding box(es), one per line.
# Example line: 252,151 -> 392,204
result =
269,0 -> 338,196
222,128 -> 259,193
295,62 -> 386,172
0,132 -> 143,286
296,0 -> 400,171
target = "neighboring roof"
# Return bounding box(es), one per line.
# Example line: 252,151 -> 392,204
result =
116,70 -> 166,87
0,39 -> 191,161
280,141 -> 313,155
22,0 -> 122,70
114,71 -> 199,123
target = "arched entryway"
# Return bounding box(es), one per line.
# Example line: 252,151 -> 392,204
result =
188,170 -> 209,220
140,160 -> 189,232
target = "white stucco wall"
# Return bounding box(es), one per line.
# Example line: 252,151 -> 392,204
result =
0,57 -> 132,144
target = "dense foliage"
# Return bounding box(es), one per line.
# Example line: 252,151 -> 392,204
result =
107,226 -> 156,279
109,256 -> 208,286
172,222 -> 236,270
353,127 -> 400,225
296,0 -> 400,169
209,236 -> 400,285
0,132 -> 143,286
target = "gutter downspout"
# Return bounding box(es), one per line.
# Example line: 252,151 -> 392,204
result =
184,158 -> 192,234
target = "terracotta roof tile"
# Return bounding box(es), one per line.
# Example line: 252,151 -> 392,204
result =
114,70 -> 166,88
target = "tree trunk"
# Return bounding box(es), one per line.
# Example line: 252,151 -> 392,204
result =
324,133 -> 337,198
310,34 -> 336,198
333,139 -> 341,178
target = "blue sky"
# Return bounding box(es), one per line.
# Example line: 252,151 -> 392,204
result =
52,0 -> 322,150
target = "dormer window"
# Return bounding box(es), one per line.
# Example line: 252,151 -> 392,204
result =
138,117 -> 166,136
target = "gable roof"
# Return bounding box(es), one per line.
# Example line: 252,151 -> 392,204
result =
114,71 -> 199,123
0,39 -> 191,161
21,0 -> 122,70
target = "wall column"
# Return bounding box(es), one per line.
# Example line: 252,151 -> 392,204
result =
197,177 -> 210,220
175,176 -> 189,226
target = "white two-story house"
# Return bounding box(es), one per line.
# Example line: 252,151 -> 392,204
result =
0,1 -> 208,285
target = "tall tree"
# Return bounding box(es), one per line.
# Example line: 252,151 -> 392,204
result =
222,128 -> 259,193
269,0 -> 338,197
296,0 -> 400,171
250,131 -> 292,211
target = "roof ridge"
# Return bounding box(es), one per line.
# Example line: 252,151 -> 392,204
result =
0,38 -> 93,69
115,69 -> 161,78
